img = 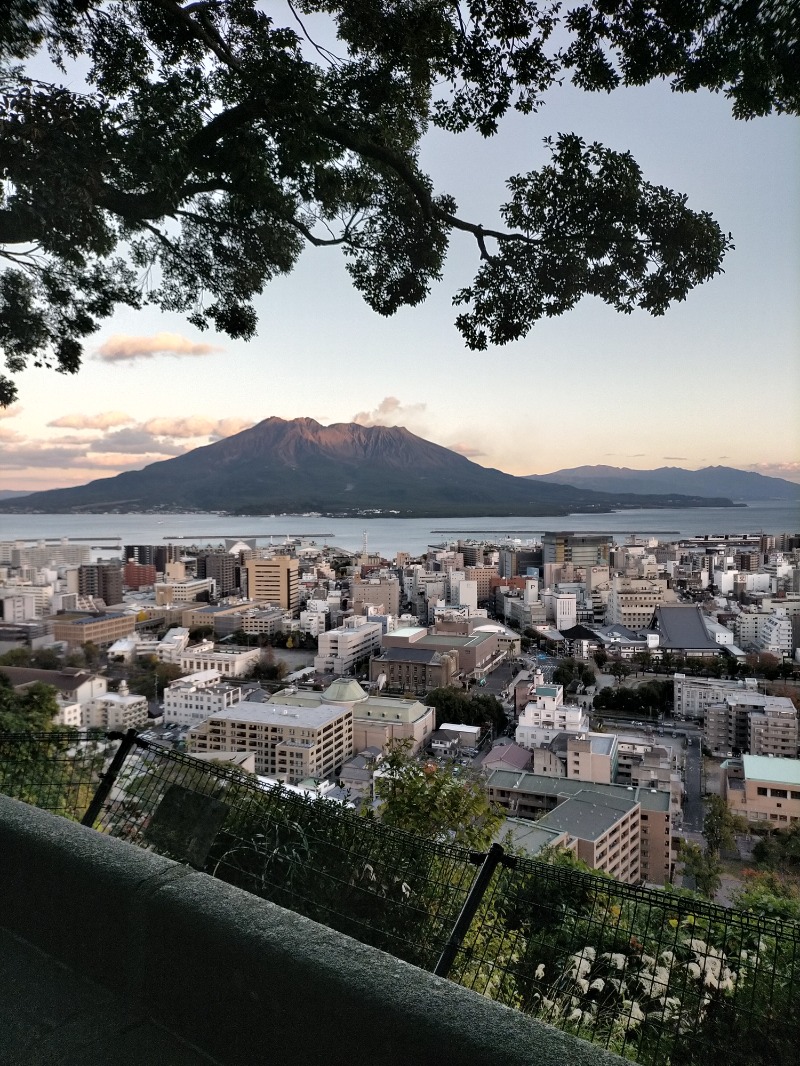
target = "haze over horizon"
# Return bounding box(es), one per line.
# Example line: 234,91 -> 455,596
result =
1,28 -> 798,494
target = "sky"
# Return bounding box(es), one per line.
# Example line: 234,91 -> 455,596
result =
1,15 -> 799,493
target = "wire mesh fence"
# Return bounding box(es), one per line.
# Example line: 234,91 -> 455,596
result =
2,730 -> 799,1066
0,730 -> 118,819
449,853 -> 800,1066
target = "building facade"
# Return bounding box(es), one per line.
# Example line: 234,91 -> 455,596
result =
244,556 -> 300,612
187,701 -> 354,784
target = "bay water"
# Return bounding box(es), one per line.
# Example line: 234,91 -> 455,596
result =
0,500 -> 797,559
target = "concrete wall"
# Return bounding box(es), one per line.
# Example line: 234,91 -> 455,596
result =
0,795 -> 632,1066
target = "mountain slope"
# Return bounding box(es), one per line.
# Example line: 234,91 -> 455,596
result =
531,465 -> 800,501
0,418 -> 738,516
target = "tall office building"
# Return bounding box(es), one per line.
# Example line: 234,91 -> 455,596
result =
196,553 -> 238,596
542,533 -> 612,568
245,555 -> 300,611
78,563 -> 123,605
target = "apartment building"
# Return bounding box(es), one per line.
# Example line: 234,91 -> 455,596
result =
5,540 -> 91,567
351,574 -> 400,616
536,792 -> 641,883
606,577 -> 674,628
723,755 -> 800,826
244,556 -> 300,611
673,673 -> 758,721
187,701 -> 353,784
484,770 -> 673,885
163,670 -> 245,727
315,616 -> 383,675
515,684 -> 587,746
83,681 -> 149,730
77,563 -> 124,606
123,561 -> 156,590
464,565 -> 500,602
195,553 -> 238,596
705,694 -> 798,757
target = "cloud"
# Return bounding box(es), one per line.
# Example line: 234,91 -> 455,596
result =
448,441 -> 486,458
88,427 -> 189,456
718,455 -> 729,459
352,396 -> 427,429
0,405 -> 22,420
142,416 -> 253,440
48,411 -> 133,430
95,332 -> 224,363
663,456 -> 688,461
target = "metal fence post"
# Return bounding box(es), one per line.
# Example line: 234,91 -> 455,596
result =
434,842 -> 507,979
80,729 -> 139,828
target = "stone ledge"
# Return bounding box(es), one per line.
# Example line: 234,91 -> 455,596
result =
0,795 -> 633,1066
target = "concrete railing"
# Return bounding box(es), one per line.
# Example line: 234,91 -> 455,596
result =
0,794 -> 633,1066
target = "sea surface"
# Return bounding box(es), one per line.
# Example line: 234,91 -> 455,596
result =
0,500 -> 797,559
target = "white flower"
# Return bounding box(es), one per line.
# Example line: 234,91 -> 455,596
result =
534,963 -> 546,981
590,978 -> 605,992
569,952 -> 593,980
687,961 -> 702,980
660,950 -> 675,965
568,1008 -> 583,1023
630,1001 -> 646,1023
641,954 -> 656,968
688,938 -> 710,955
576,977 -> 590,995
608,952 -> 627,970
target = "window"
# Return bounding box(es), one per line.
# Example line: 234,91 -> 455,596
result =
771,789 -> 788,799
757,787 -> 768,796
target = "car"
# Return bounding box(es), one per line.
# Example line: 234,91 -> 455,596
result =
672,731 -> 678,737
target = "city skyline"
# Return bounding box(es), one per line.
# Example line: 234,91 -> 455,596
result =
1,70 -> 798,492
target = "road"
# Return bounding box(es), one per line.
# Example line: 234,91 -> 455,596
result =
682,737 -> 704,831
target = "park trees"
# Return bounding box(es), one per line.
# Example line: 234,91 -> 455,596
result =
2,1 -> 796,404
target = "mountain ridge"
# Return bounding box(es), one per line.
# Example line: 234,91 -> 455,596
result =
0,418 -> 739,517
530,464 -> 800,501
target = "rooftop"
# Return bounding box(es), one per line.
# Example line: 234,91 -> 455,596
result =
200,702 -> 349,729
485,769 -> 670,812
538,790 -> 638,841
742,754 -> 800,786
653,604 -> 720,651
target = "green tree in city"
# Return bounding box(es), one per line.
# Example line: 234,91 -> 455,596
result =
678,839 -> 722,899
425,687 -> 505,735
703,794 -> 746,857
2,1 -> 795,405
0,674 -> 60,731
372,739 -> 502,849
0,647 -> 33,667
608,660 -> 631,685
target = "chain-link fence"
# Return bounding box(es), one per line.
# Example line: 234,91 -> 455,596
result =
2,730 -> 798,1066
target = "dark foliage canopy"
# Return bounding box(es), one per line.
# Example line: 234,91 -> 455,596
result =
1,0 -> 797,404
